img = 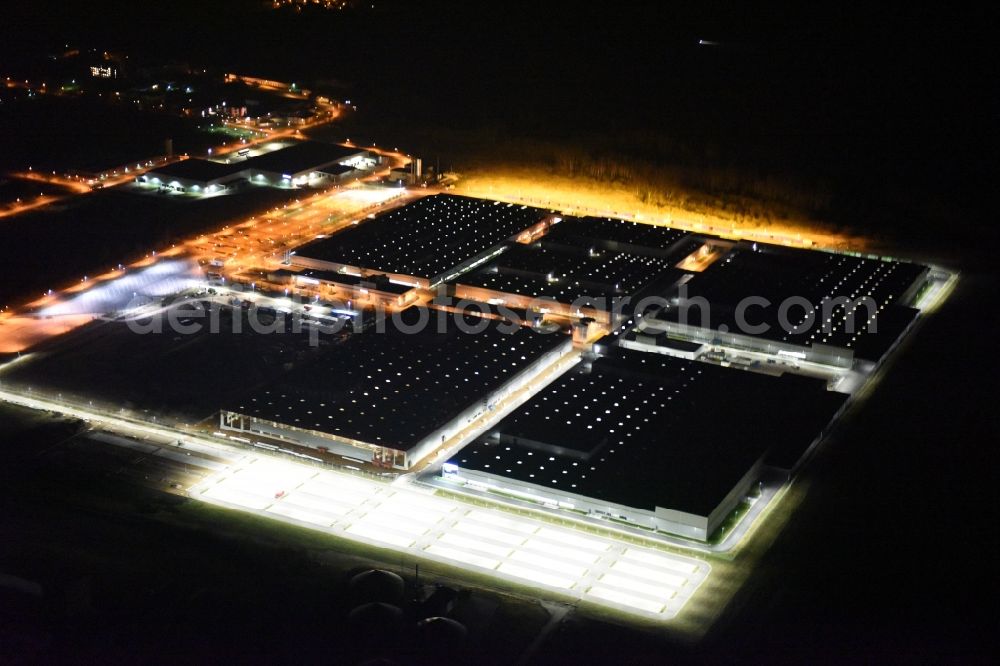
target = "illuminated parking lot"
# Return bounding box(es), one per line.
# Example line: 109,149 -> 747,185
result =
191,455 -> 710,620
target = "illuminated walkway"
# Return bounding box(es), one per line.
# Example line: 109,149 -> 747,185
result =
191,455 -> 710,620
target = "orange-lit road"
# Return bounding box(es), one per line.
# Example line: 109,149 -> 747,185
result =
0,146 -> 90,219
223,73 -> 312,99
0,193 -> 65,220
0,156 -> 188,219
0,157 -> 415,354
1,76 -> 343,219
0,80 -> 408,352
10,170 -> 91,194
174,136 -> 408,276
182,184 -> 414,276
182,143 -> 412,276
214,107 -> 339,157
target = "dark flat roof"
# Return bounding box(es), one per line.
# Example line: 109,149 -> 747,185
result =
451,347 -> 847,516
294,194 -> 552,280
147,158 -> 244,183
544,216 -> 691,255
460,241 -> 686,307
454,215 -> 696,308
227,311 -> 568,451
655,242 -> 927,361
242,141 -> 365,176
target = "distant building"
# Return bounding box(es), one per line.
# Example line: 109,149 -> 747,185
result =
240,140 -> 374,186
138,158 -> 246,193
138,141 -> 375,193
388,158 -> 422,184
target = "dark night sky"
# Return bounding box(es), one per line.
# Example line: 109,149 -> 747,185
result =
5,1 -> 995,255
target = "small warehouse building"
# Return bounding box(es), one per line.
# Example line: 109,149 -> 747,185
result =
240,141 -> 375,187
138,158 -> 245,193
140,141 -> 376,193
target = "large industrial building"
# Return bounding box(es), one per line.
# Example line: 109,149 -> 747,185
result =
290,194 -> 557,286
443,347 -> 848,540
217,195 -> 932,540
454,217 -> 697,323
290,196 -> 707,324
221,311 -> 571,469
644,241 -> 929,366
137,158 -> 248,194
139,140 -> 375,193
236,140 -> 375,186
